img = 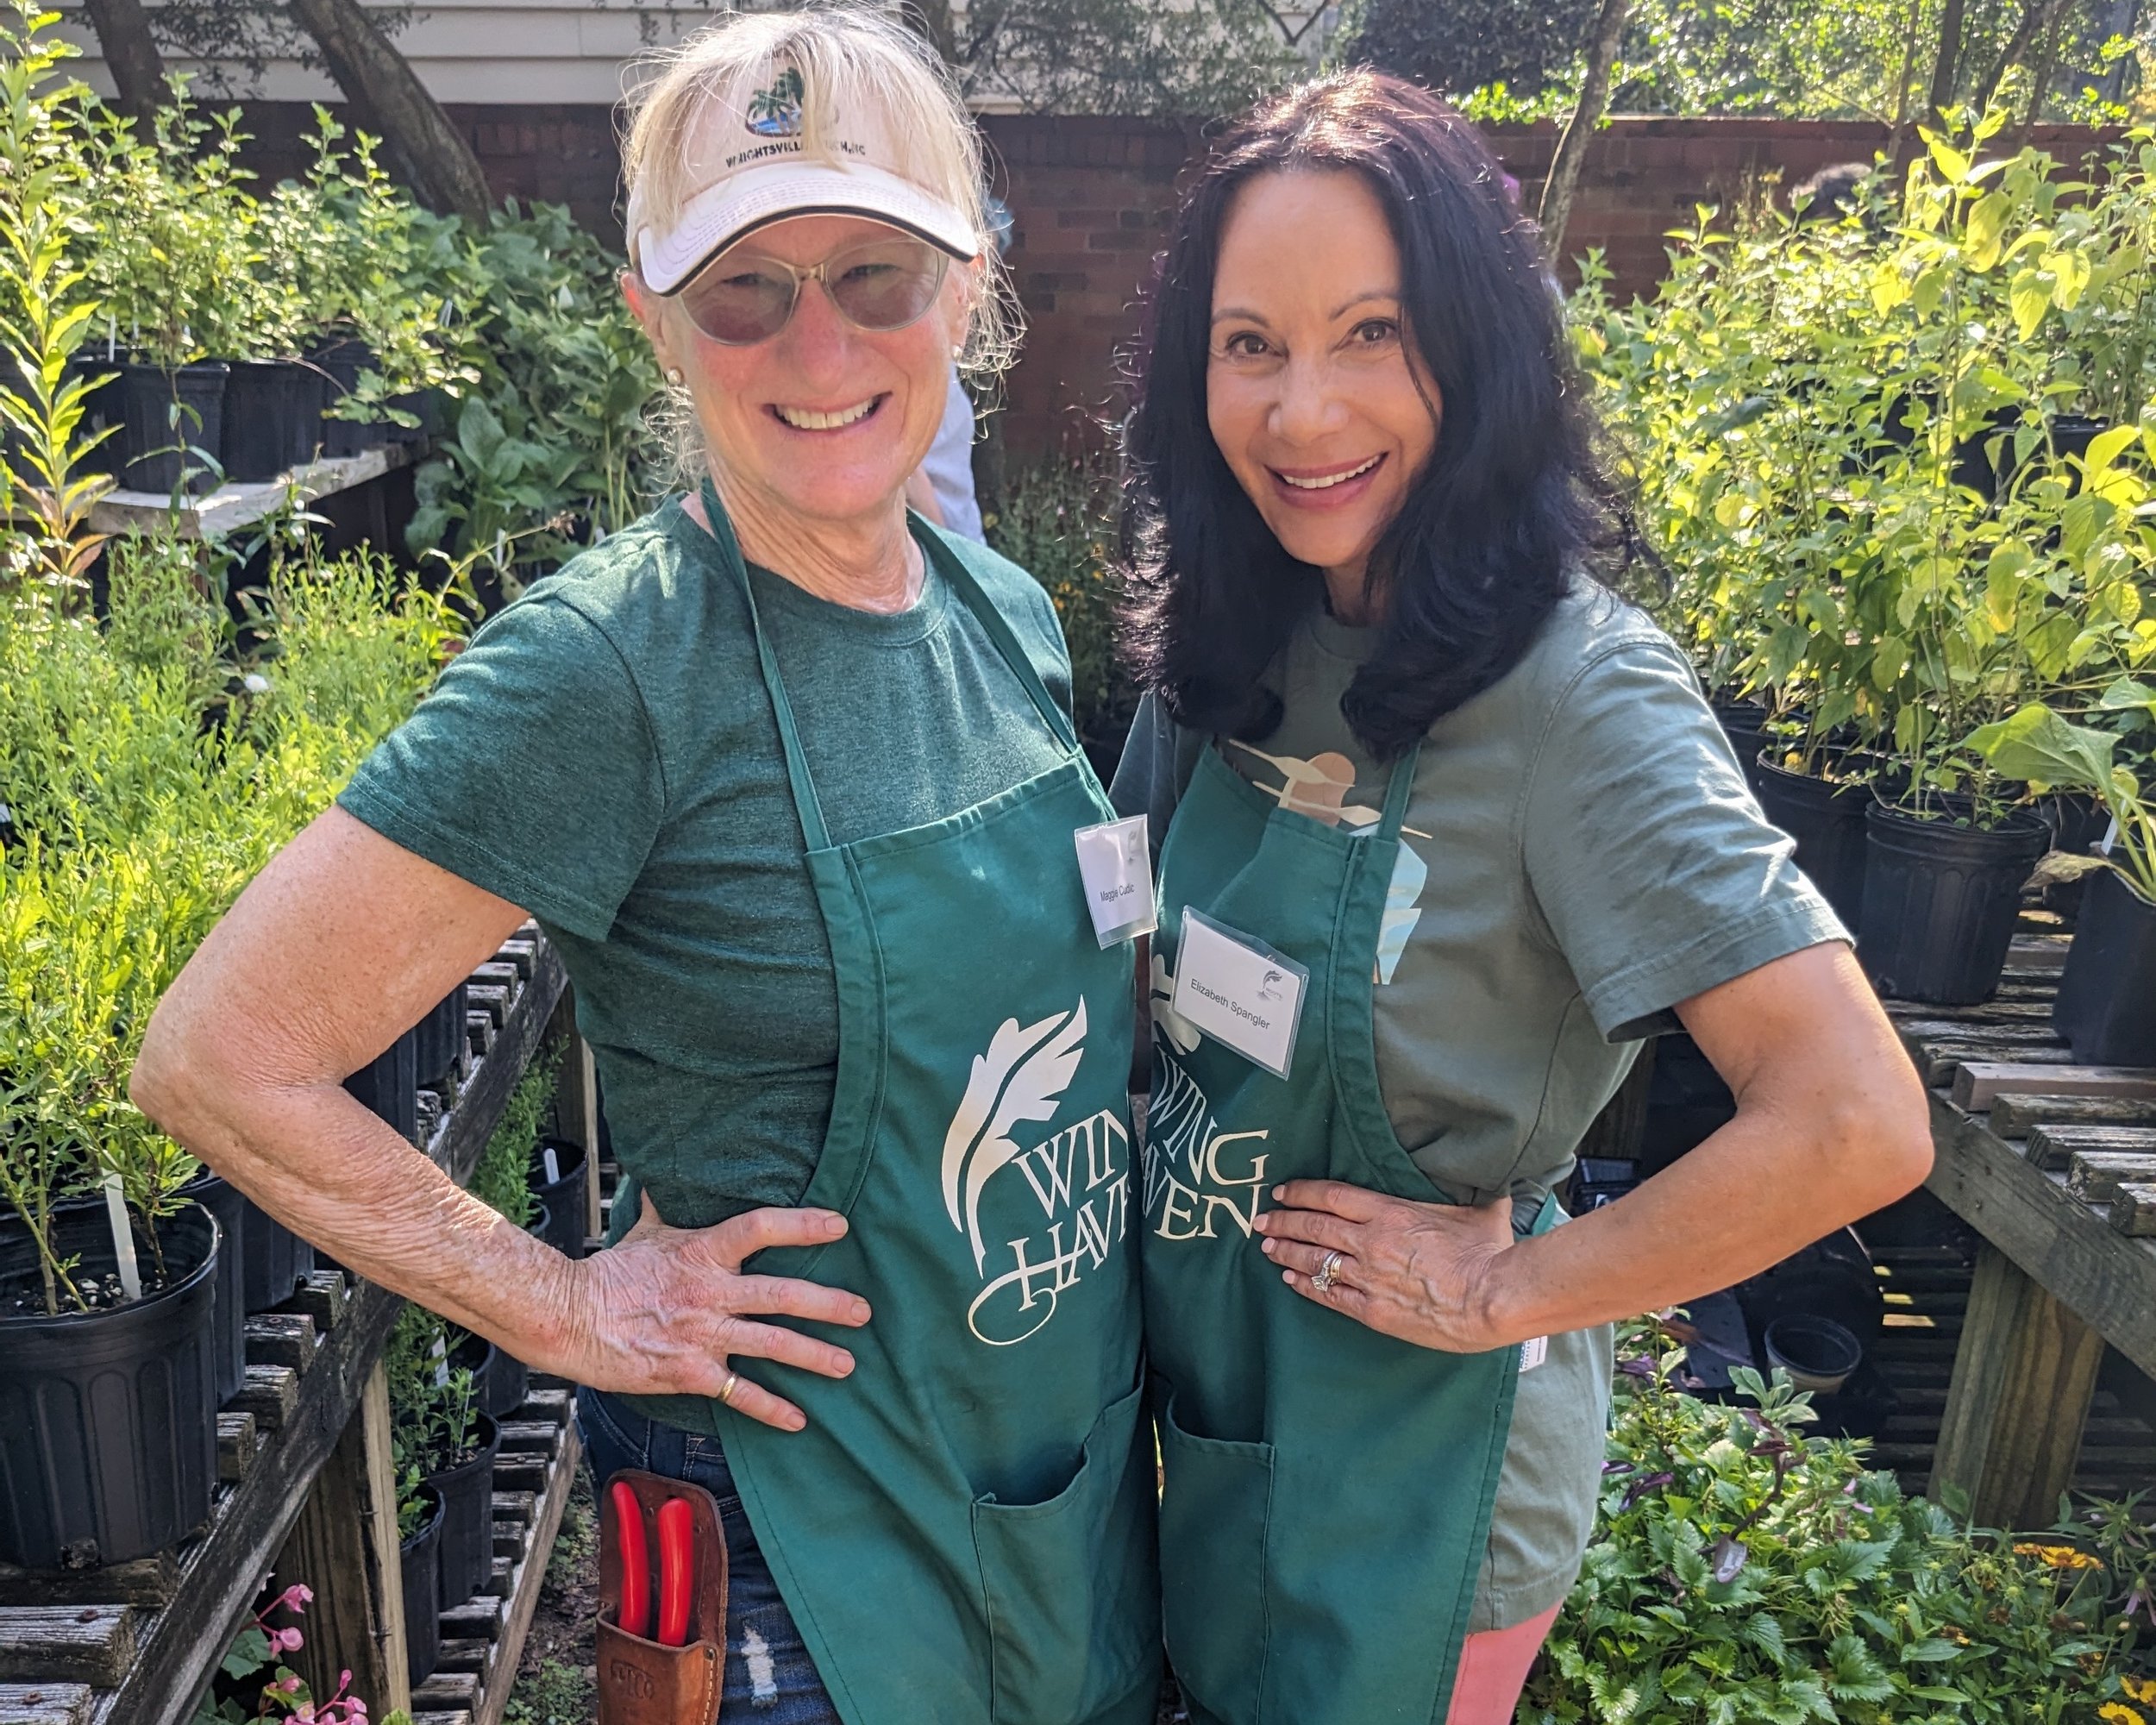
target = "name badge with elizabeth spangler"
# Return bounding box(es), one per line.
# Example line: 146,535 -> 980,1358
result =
1073,813 -> 1158,948
1169,908 -> 1308,1079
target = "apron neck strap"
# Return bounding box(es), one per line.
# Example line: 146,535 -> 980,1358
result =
695,476 -> 1079,855
699,476 -> 834,852
1376,739 -> 1421,838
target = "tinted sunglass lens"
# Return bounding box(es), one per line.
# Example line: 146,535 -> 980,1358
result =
827,242 -> 948,331
681,259 -> 796,343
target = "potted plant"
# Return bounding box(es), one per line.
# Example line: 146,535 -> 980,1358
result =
388,1308 -> 500,1612
1969,698 -> 2156,1065
398,1476 -> 444,1687
530,1134 -> 589,1260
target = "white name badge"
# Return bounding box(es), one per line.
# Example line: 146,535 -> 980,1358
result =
1520,1335 -> 1549,1373
1073,814 -> 1157,948
1169,908 -> 1308,1078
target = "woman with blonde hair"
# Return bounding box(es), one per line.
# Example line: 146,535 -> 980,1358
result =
133,11 -> 1158,1722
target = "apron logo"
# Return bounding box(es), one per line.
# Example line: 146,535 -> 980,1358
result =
1144,1052 -> 1273,1243
942,1001 -> 1132,1346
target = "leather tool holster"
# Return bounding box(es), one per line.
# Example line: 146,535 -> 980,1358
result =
598,1469 -> 730,1725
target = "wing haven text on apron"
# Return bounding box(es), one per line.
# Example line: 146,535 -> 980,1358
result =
697,480 -> 1158,1725
1144,739 -> 1555,1725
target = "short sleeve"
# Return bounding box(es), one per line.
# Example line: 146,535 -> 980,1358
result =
337,594 -> 664,941
1521,638 -> 1846,1041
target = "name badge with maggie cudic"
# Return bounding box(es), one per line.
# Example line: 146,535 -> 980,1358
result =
1169,907 -> 1308,1079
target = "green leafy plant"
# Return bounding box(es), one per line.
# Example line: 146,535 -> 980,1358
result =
1521,1320 -> 2153,1723
1967,695 -> 2156,900
467,1044 -> 556,1228
191,1581 -> 415,1725
385,1302 -> 485,1484
983,449 -> 1135,754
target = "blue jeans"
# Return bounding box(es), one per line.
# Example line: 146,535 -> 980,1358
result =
577,1386 -> 842,1722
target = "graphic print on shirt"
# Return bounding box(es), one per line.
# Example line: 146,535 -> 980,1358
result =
941,1000 -> 1132,1346
1225,739 -> 1428,984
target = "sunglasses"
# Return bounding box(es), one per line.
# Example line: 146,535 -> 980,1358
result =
674,234 -> 951,346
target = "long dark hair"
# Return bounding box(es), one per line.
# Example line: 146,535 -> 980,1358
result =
1119,71 -> 1645,758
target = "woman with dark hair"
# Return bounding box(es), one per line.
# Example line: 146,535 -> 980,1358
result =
1112,71 -> 1933,1723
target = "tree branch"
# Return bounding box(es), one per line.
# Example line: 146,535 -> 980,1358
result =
78,0 -> 166,120
1538,0 -> 1631,263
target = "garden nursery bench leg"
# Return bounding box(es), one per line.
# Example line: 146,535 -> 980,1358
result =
1928,1242 -> 2105,1527
268,1360 -> 411,1715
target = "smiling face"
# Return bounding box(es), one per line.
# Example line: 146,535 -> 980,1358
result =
1206,168 -> 1440,608
624,211 -> 971,532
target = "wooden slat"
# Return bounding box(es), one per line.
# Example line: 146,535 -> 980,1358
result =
2005,936 -> 2070,971
1929,1242 -> 2106,1528
1990,1093 -> 2156,1135
0,1684 -> 96,1724
2027,1123 -> 2156,1170
232,1364 -> 300,1431
242,1314 -> 317,1376
0,1557 -> 176,1612
2067,1151 -> 2156,1202
467,1422 -> 580,1725
1923,1089 -> 2156,1380
437,1599 -> 503,1642
0,1610 -> 135,1686
411,1672 -> 479,1709
216,1414 -> 258,1484
275,1270 -> 347,1333
1901,1019 -> 2061,1045
2113,1183 -> 2156,1237
1952,1062 -> 2156,1111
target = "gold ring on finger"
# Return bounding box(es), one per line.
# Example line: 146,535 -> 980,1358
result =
1313,1250 -> 1344,1292
719,1371 -> 739,1407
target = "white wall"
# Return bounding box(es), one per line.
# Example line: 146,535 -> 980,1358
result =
56,0 -> 730,106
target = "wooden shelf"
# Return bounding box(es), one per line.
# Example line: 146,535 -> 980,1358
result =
0,930 -> 566,1725
85,444 -> 415,543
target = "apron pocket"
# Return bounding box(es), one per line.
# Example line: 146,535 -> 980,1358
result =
1158,1392 -> 1275,1723
970,1381 -> 1159,1725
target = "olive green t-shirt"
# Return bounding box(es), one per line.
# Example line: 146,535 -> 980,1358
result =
338,497 -> 1075,1401
1110,579 -> 1846,1633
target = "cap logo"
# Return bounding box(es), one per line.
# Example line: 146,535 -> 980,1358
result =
745,67 -> 804,138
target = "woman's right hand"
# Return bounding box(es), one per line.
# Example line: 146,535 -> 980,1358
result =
546,1194 -> 871,1431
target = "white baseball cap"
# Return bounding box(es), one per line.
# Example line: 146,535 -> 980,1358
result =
629,59 -> 981,296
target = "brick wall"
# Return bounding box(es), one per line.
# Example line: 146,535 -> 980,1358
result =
233,104 -> 2122,461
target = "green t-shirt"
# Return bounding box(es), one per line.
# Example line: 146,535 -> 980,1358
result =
1110,579 -> 1845,1632
339,495 -> 1074,1239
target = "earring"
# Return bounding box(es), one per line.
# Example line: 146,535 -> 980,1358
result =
666,367 -> 685,384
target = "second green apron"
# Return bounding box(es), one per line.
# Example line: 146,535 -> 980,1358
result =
1144,738 -> 1550,1725
698,481 -> 1158,1725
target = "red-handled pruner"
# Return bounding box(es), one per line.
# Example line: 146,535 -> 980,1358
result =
609,1480 -> 651,1638
656,1496 -> 695,1648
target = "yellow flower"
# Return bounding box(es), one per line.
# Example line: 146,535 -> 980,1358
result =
2124,1677 -> 2156,1706
2097,1703 -> 2143,1725
2011,1540 -> 2104,1571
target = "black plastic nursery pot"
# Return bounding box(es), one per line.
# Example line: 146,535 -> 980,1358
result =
428,1411 -> 501,1609
177,1170 -> 248,1405
115,360 -> 227,496
312,336 -> 391,459
401,1483 -> 444,1685
448,1332 -> 528,1421
0,1202 -> 220,1570
1762,1314 -> 1864,1396
1711,701 -> 1770,797
1752,755 -> 1871,928
240,1195 -> 313,1314
412,982 -> 468,1092
344,1028 -> 419,1148
530,1138 -> 589,1260
1858,803 -> 2051,1006
221,359 -> 329,482
2052,867 -> 2156,1066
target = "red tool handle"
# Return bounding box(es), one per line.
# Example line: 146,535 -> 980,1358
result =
610,1481 -> 651,1639
656,1496 -> 695,1648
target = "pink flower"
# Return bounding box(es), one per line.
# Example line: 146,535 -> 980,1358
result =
278,1674 -> 304,1695
270,1626 -> 306,1654
276,1583 -> 316,1613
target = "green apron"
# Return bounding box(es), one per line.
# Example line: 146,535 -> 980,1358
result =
698,481 -> 1158,1725
1144,739 -> 1553,1725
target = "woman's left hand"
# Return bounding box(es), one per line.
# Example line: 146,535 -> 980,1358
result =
1253,1180 -> 1517,1353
